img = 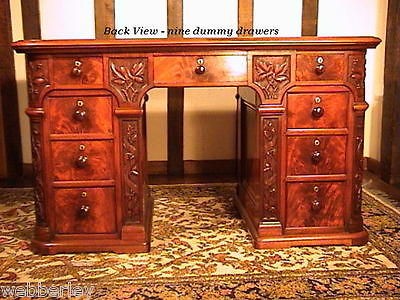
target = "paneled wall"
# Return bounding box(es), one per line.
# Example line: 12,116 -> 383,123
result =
11,0 -> 387,166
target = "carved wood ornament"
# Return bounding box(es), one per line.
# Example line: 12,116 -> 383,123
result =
109,58 -> 148,104
122,120 -> 141,224
254,56 -> 290,100
28,60 -> 50,107
262,118 -> 279,221
348,55 -> 366,100
30,119 -> 46,226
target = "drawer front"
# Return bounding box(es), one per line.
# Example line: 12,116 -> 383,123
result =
287,136 -> 346,175
53,57 -> 103,85
296,53 -> 345,81
51,140 -> 114,181
287,93 -> 348,129
286,182 -> 345,228
48,96 -> 113,135
54,187 -> 116,234
153,55 -> 247,85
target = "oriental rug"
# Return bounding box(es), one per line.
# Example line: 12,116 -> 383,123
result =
0,184 -> 399,299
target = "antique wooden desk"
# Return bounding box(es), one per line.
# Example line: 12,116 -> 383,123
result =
13,37 -> 380,254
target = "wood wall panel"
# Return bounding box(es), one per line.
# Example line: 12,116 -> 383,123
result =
302,0 -> 319,36
381,0 -> 400,186
95,0 -> 115,39
21,0 -> 41,39
0,0 -> 22,178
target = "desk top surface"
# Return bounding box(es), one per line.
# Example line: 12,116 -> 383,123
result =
12,37 -> 381,54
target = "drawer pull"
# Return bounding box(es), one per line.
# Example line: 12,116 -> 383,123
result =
315,64 -> 325,75
71,60 -> 82,77
311,198 -> 321,212
75,155 -> 88,168
313,138 -> 320,146
311,150 -> 321,164
195,65 -> 206,75
79,205 -> 90,218
315,57 -> 325,75
312,106 -> 324,118
73,105 -> 87,121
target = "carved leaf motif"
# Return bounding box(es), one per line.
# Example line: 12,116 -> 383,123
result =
254,57 -> 290,100
122,120 -> 140,223
110,59 -> 147,104
262,118 -> 279,222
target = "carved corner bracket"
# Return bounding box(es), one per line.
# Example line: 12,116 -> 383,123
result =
109,58 -> 148,106
28,60 -> 50,107
253,56 -> 290,102
348,54 -> 366,101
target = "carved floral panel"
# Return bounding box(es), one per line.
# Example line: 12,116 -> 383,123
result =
254,56 -> 290,101
109,58 -> 148,105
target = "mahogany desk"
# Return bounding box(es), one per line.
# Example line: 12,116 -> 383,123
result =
13,37 -> 381,254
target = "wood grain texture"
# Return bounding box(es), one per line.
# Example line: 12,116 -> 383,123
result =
286,182 -> 345,228
54,187 -> 116,233
95,0 -> 115,39
287,135 -> 347,175
296,53 -> 345,81
154,55 -> 247,86
51,140 -> 114,181
53,57 -> 103,85
302,0 -> 318,36
287,92 -> 348,129
48,96 -> 113,135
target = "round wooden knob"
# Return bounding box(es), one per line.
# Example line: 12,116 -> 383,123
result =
195,65 -> 206,75
311,150 -> 321,164
79,205 -> 90,218
73,107 -> 87,121
311,198 -> 321,212
312,106 -> 324,118
75,155 -> 88,168
315,64 -> 325,75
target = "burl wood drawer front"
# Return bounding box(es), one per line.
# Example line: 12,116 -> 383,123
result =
153,55 -> 247,85
286,182 -> 345,228
296,53 -> 345,81
51,140 -> 114,181
54,187 -> 116,234
287,136 -> 346,175
53,57 -> 103,85
48,96 -> 113,135
287,93 -> 348,129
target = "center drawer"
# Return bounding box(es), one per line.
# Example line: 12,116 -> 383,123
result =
54,187 -> 117,234
51,140 -> 114,181
153,55 -> 247,85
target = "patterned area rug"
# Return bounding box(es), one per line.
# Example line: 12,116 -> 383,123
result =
0,184 -> 399,299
